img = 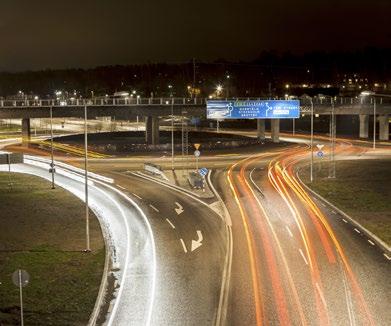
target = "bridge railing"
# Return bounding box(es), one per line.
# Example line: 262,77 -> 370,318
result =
0,96 -> 390,108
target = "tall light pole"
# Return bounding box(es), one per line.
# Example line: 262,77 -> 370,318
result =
310,98 -> 314,183
373,98 -> 376,149
171,98 -> 174,171
50,106 -> 55,189
329,98 -> 336,178
84,105 -> 90,252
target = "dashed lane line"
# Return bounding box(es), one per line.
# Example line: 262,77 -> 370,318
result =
368,239 -> 375,246
383,253 -> 391,261
299,249 -> 309,265
286,225 -> 293,238
117,185 -> 126,190
342,218 -> 348,223
180,238 -> 188,253
132,193 -> 142,200
149,204 -> 159,213
165,218 -> 176,229
354,228 -> 361,234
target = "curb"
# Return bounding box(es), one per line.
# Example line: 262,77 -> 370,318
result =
87,223 -> 111,326
296,169 -> 391,255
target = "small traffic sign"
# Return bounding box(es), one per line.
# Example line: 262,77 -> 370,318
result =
194,143 -> 201,150
199,168 -> 208,177
317,151 -> 324,158
194,150 -> 201,157
12,270 -> 30,288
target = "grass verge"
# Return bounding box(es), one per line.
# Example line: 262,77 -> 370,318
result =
0,172 -> 104,325
301,159 -> 391,246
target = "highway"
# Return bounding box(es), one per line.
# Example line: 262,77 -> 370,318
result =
209,139 -> 390,325
0,149 -> 228,325
2,128 -> 390,325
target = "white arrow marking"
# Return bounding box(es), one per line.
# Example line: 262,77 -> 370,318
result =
175,202 -> 184,215
191,230 -> 203,252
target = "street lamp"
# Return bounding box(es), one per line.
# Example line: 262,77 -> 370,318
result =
360,91 -> 377,149
310,98 -> 314,183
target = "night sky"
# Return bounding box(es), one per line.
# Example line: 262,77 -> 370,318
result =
1,0 -> 390,71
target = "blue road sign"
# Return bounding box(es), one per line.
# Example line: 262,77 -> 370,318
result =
207,100 -> 300,120
317,151 -> 324,158
199,168 -> 208,177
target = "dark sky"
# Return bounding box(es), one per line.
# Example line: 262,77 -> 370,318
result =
1,0 -> 390,71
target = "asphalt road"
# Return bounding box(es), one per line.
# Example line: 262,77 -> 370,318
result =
210,140 -> 391,325
102,171 -> 228,325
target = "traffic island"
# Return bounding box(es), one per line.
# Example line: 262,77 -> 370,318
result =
301,159 -> 391,247
0,172 -> 105,325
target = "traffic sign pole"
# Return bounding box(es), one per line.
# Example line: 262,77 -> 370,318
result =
19,270 -> 24,326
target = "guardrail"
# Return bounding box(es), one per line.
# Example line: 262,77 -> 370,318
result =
1,96 -> 390,108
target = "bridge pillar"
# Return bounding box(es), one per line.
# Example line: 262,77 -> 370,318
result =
359,114 -> 369,138
271,119 -> 280,143
145,116 -> 160,145
21,118 -> 31,146
379,115 -> 389,141
257,119 -> 265,140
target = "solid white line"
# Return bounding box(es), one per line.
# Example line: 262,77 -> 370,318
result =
368,239 -> 375,246
384,253 -> 391,261
354,228 -> 361,234
149,204 -> 159,212
132,193 -> 142,200
93,181 -> 157,326
286,225 -> 293,238
165,218 -> 176,229
342,218 -> 348,223
180,238 -> 188,253
299,249 -> 309,265
117,185 -> 126,190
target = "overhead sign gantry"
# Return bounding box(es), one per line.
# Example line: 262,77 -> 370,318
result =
206,100 -> 300,119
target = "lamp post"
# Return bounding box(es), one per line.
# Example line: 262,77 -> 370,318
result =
84,105 -> 90,252
310,98 -> 314,183
373,98 -> 376,149
171,98 -> 174,171
50,106 -> 55,189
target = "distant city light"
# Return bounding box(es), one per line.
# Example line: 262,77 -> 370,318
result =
285,84 -> 290,89
216,85 -> 223,92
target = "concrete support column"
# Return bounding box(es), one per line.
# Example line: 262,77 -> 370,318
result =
379,115 -> 389,141
359,114 -> 369,138
271,119 -> 280,143
21,118 -> 31,146
257,119 -> 265,141
145,116 -> 160,145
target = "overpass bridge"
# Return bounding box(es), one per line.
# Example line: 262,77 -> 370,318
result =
0,96 -> 389,144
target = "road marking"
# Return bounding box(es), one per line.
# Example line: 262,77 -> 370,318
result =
149,204 -> 159,212
180,238 -> 188,253
165,218 -> 175,229
191,230 -> 203,252
299,249 -> 309,265
354,228 -> 361,234
342,218 -> 348,223
320,202 -> 326,207
367,239 -> 375,246
117,185 -> 126,190
384,253 -> 391,261
174,202 -> 184,215
132,193 -> 142,200
315,282 -> 328,310
285,225 -> 293,238
331,210 -> 337,214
